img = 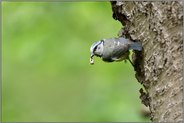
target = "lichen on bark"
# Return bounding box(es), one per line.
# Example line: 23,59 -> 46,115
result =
111,1 -> 183,122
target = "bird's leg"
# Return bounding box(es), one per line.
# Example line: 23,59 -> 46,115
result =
128,56 -> 134,66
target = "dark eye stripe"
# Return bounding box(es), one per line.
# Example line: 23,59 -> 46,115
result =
94,45 -> 98,51
93,40 -> 104,51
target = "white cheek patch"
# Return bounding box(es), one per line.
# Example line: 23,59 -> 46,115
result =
95,43 -> 104,56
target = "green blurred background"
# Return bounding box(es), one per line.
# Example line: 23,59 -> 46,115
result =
2,2 -> 150,122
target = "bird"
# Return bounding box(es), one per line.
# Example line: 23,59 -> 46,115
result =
90,37 -> 142,65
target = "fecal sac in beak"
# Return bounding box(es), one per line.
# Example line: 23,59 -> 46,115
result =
90,54 -> 94,65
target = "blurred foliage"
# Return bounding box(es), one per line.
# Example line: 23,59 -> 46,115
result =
2,2 -> 150,122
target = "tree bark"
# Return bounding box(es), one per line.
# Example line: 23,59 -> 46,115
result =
111,1 -> 183,122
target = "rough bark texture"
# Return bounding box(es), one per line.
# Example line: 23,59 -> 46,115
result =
111,1 -> 183,122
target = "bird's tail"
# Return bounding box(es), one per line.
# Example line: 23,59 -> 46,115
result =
130,42 -> 142,51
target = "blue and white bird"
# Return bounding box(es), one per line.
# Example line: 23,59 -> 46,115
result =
90,37 -> 142,65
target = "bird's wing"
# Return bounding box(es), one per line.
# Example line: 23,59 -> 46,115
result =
111,40 -> 130,57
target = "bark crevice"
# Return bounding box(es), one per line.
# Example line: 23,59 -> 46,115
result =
111,1 -> 183,122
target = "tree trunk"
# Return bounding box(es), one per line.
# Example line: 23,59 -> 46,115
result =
111,1 -> 183,122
